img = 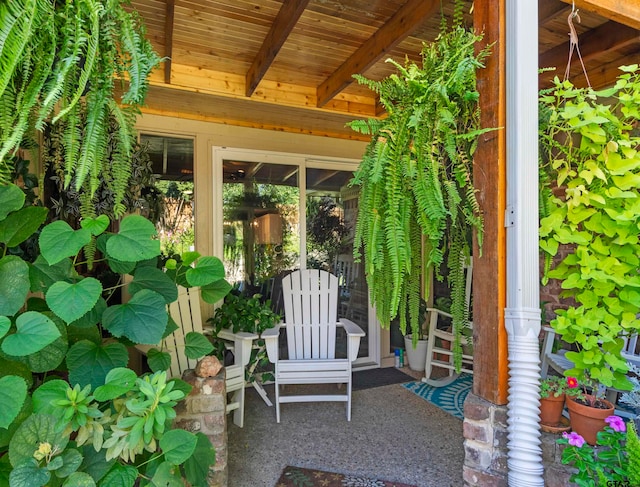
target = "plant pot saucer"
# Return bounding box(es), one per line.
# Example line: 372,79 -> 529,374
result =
541,416 -> 570,434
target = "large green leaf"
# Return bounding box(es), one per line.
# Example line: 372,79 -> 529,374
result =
80,215 -> 110,236
1,311 -> 61,356
160,429 -> 197,465
0,356 -> 33,387
0,206 -> 48,247
55,448 -> 84,478
32,380 -> 69,416
0,395 -> 32,450
0,183 -> 25,219
63,471 -> 96,487
183,433 -> 216,487
0,375 -> 27,428
98,464 -> 137,487
70,298 -> 107,329
184,332 -> 213,359
29,256 -> 75,293
149,462 -> 183,487
0,316 -> 9,338
39,221 -> 92,265
102,289 -> 167,345
8,458 -> 50,487
9,313 -> 69,373
129,267 -> 178,304
46,278 -> 103,324
200,279 -> 232,305
67,324 -> 102,347
93,368 -> 137,402
147,349 -> 172,373
185,256 -> 225,287
0,255 -> 30,316
106,215 -> 160,262
66,340 -> 129,389
8,414 -> 69,468
80,446 -> 115,484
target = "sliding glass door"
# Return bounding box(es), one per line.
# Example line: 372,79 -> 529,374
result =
213,148 -> 378,366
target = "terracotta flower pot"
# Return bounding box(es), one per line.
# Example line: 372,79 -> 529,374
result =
566,394 -> 614,445
539,393 -> 566,426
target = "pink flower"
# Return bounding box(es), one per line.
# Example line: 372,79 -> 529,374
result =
566,377 -> 578,388
562,431 -> 585,447
605,415 -> 626,433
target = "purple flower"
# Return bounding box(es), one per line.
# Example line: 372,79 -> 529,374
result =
605,415 -> 626,433
562,431 -> 585,447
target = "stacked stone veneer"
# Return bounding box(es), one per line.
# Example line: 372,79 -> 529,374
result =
175,368 -> 228,487
463,393 -> 575,486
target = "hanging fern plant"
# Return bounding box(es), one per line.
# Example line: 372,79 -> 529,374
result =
0,0 -> 161,217
348,4 -> 491,370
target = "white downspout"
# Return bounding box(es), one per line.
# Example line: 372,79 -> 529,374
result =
505,1 -> 544,486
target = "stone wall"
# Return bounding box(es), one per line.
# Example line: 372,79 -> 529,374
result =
176,368 -> 228,487
462,392 -> 575,486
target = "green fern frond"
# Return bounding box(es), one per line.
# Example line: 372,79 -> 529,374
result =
350,17 -> 490,372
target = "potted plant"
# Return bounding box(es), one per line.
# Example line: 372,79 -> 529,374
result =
207,291 -> 280,384
539,375 -> 580,427
539,67 -> 640,395
347,0 -> 489,373
560,377 -> 617,446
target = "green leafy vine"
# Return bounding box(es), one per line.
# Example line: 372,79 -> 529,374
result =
539,66 -> 640,390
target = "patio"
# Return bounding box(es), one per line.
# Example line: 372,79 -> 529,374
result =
226,368 -> 465,487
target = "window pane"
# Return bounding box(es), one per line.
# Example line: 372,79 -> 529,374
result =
222,160 -> 300,298
306,168 -> 367,358
140,134 -> 195,257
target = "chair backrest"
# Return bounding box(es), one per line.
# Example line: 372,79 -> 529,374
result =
164,286 -> 204,378
281,269 -> 339,360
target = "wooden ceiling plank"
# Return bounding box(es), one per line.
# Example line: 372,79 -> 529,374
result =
538,0 -> 569,25
245,0 -> 312,97
539,21 -> 640,75
562,0 -> 640,30
164,0 -> 175,83
316,0 -> 440,107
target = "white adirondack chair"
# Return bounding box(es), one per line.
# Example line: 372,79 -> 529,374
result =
422,257 -> 473,387
263,269 -> 365,423
136,286 -> 257,427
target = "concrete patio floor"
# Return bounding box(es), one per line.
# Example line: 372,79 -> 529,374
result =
226,367 -> 465,487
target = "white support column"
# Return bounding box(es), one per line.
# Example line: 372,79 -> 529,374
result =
505,1 -> 544,486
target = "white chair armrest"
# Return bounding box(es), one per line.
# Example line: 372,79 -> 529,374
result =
217,328 -> 259,342
216,328 -> 259,367
262,324 -> 283,363
338,318 -> 364,361
338,318 -> 365,337
425,307 -> 453,319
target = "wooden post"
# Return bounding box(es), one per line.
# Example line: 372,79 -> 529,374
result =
472,0 -> 509,405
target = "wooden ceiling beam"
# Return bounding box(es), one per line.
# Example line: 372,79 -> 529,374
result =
245,0 -> 311,97
316,0 -> 440,107
562,0 -> 640,30
164,0 -> 175,84
538,0 -> 569,25
539,21 -> 639,79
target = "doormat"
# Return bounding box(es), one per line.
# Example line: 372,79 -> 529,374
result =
352,367 -> 414,391
402,374 -> 472,420
276,465 -> 417,487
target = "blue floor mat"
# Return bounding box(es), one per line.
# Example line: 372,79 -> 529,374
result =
402,374 -> 472,420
